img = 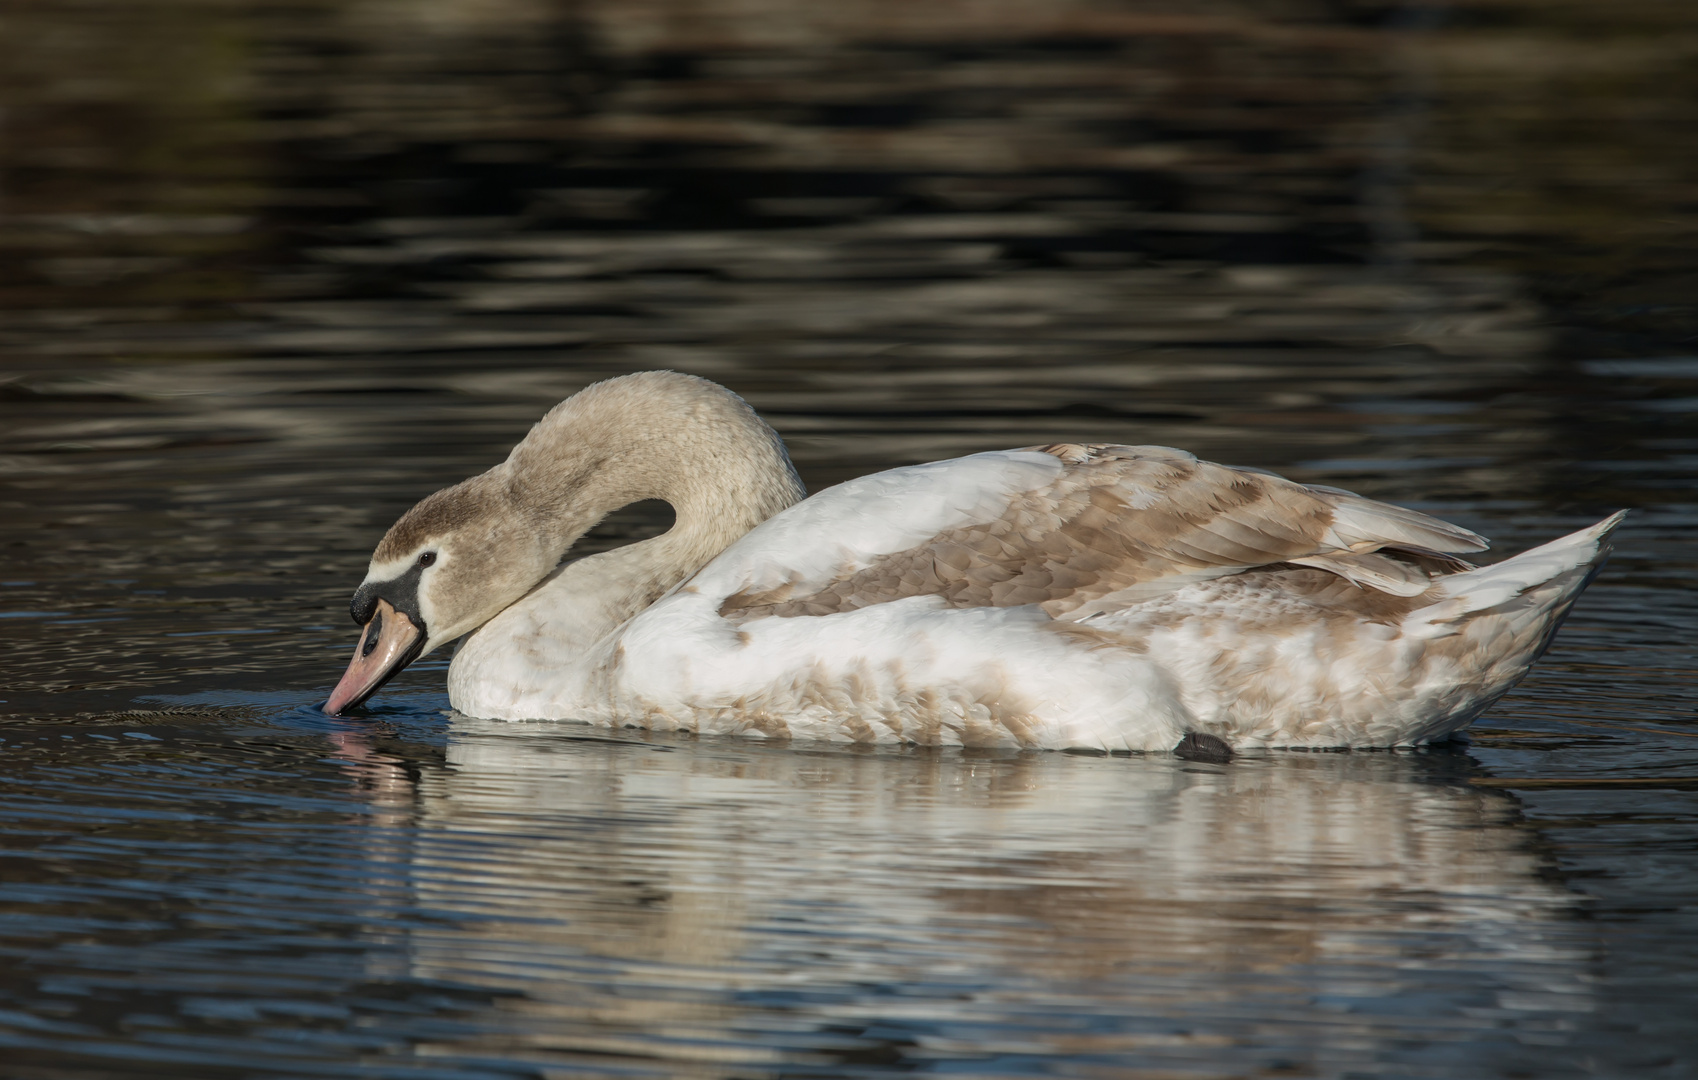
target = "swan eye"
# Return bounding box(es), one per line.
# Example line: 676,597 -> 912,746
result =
418,552 -> 436,568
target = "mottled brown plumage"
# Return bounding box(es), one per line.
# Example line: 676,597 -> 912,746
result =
719,443 -> 1483,623
375,477 -> 510,564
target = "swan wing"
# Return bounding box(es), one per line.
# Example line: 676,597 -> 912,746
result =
691,444 -> 1487,621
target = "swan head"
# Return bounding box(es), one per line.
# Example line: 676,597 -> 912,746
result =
325,476 -> 554,715
323,370 -> 806,715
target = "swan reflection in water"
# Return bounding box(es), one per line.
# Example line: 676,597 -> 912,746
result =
332,718 -> 1594,1076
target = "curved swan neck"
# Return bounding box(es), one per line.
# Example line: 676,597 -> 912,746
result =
504,371 -> 805,573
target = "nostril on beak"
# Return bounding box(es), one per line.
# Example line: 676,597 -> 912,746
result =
361,613 -> 383,658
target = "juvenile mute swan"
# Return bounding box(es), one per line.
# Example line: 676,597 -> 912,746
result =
325,370 -> 1622,752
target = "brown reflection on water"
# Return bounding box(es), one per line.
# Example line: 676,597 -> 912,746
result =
2,0 -> 1694,350
364,720 -> 1587,1075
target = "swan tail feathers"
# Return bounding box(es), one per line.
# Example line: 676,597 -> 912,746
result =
1409,511 -> 1625,653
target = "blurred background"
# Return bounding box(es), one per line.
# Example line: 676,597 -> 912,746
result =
1,2 -> 1696,1076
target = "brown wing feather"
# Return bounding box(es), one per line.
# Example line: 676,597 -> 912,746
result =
718,445 -> 1487,621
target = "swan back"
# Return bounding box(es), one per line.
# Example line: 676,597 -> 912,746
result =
705,443 -> 1484,625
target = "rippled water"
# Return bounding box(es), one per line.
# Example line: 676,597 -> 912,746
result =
2,0 -> 1696,1075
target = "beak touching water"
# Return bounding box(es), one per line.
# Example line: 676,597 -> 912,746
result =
324,598 -> 426,715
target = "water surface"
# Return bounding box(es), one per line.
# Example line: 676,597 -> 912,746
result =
1,0 -> 1696,1075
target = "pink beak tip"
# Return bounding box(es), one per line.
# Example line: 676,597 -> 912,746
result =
324,601 -> 422,716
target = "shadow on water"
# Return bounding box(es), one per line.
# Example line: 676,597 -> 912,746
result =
0,0 -> 1696,1075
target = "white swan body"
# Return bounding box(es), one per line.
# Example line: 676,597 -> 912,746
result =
329,371 -> 1622,752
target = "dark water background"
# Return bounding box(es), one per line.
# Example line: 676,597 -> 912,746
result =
2,0 -> 1696,1076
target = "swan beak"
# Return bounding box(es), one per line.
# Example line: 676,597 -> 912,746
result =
324,598 -> 424,715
